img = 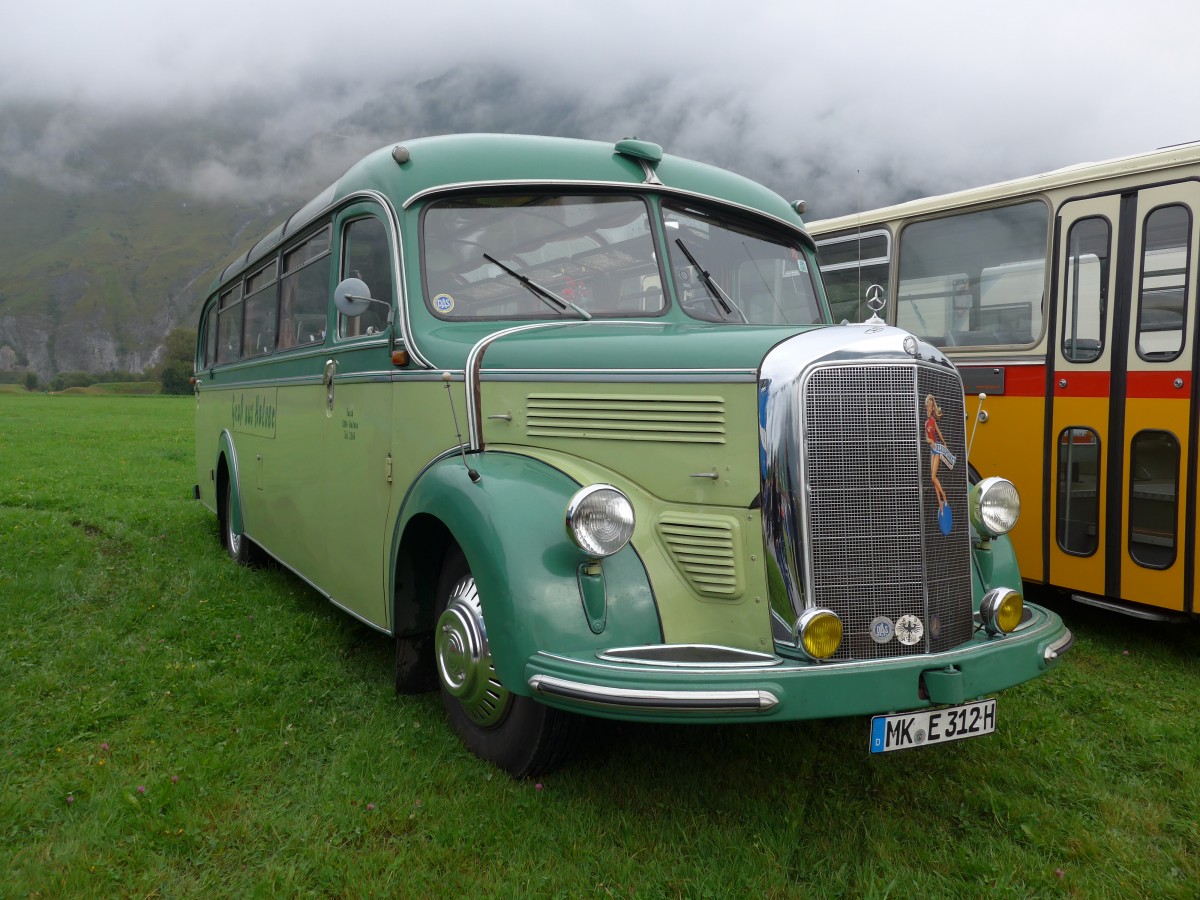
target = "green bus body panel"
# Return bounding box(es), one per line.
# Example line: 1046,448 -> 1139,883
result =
482,443 -> 774,653
395,453 -> 662,694
480,379 -> 763,508
526,603 -> 1070,724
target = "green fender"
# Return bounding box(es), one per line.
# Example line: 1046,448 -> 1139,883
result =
971,530 -> 1023,608
217,429 -> 244,535
394,451 -> 662,695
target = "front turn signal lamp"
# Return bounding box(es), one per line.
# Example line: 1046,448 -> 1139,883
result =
980,587 -> 1023,636
794,608 -> 843,660
970,476 -> 1021,538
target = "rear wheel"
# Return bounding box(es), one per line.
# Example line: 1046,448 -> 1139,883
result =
219,474 -> 255,566
434,548 -> 578,777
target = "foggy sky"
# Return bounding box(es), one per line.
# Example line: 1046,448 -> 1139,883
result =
2,0 -> 1198,218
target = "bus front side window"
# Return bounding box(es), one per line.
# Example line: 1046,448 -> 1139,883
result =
896,201 -> 1048,348
1062,217 -> 1110,363
339,217 -> 393,339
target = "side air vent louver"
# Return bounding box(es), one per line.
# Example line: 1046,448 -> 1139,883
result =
526,394 -> 725,444
657,513 -> 742,600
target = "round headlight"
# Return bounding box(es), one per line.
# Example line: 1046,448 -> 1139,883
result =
980,587 -> 1023,635
794,608 -> 843,660
566,485 -> 635,558
970,476 -> 1021,538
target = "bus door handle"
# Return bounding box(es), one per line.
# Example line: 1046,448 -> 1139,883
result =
323,359 -> 337,412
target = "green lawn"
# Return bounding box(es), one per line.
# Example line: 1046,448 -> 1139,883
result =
1,392 -> 1197,897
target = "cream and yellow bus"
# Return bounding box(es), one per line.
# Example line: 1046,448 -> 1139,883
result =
193,134 -> 1070,775
809,142 -> 1200,621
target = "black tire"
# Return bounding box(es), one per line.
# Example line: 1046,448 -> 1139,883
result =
394,632 -> 437,694
434,547 -> 579,777
220,474 -> 256,566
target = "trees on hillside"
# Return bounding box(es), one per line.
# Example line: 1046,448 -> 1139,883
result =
159,327 -> 196,395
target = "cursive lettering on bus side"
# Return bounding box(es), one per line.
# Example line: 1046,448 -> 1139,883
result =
231,391 -> 277,437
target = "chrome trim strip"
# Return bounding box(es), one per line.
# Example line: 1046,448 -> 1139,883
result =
1069,592 -> 1191,622
528,675 -> 779,712
596,644 -> 782,668
1044,629 -> 1075,661
207,374 -> 323,390
481,367 -> 757,377
464,322 -> 584,448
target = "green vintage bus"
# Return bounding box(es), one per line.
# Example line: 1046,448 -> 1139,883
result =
193,134 -> 1072,775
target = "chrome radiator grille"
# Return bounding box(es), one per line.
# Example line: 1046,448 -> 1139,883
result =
802,363 -> 972,660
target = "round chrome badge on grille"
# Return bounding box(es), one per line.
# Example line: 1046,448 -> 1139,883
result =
895,614 -> 924,646
869,616 -> 894,644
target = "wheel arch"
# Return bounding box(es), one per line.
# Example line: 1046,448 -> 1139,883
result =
214,430 -> 244,537
389,451 -> 660,693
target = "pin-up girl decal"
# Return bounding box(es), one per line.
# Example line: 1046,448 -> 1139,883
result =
924,394 -> 957,535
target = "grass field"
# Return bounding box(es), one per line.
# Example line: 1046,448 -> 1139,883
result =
2,392 -> 1198,897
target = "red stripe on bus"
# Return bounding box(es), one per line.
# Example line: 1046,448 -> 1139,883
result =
956,364 -> 1048,398
1006,365 -> 1048,396
1053,371 -> 1110,397
1126,370 -> 1191,398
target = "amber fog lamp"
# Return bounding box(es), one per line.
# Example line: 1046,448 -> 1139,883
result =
970,476 -> 1021,538
795,608 -> 842,660
980,588 -> 1023,636
566,485 -> 635,558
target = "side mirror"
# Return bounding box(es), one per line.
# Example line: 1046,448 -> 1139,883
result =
334,277 -> 372,317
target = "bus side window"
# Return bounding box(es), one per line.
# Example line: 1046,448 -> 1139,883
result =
216,286 -> 243,364
1056,427 -> 1101,556
1136,204 -> 1191,362
339,217 -> 393,339
242,260 -> 278,359
279,225 -> 332,349
203,303 -> 218,367
1061,217 -> 1110,363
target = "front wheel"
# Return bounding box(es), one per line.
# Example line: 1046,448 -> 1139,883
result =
434,548 -> 578,777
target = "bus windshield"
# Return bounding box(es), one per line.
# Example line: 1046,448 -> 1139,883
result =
663,201 -> 823,325
422,194 -> 663,319
421,191 -> 824,324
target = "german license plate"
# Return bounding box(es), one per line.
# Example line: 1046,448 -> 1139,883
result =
869,698 -> 996,753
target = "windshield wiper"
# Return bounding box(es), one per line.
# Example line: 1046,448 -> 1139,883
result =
482,253 -> 591,320
674,238 -> 748,323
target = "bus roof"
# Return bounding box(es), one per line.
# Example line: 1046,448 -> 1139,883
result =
215,133 -> 808,290
808,141 -> 1200,234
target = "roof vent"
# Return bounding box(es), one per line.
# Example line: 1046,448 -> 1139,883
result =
614,138 -> 664,164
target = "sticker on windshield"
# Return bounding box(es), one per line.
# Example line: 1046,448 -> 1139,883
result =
796,259 -> 808,273
433,293 -> 455,314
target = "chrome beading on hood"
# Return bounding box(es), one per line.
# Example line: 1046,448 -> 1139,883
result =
758,324 -> 959,635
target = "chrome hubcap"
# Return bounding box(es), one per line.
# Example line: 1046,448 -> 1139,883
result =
435,575 -> 511,727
